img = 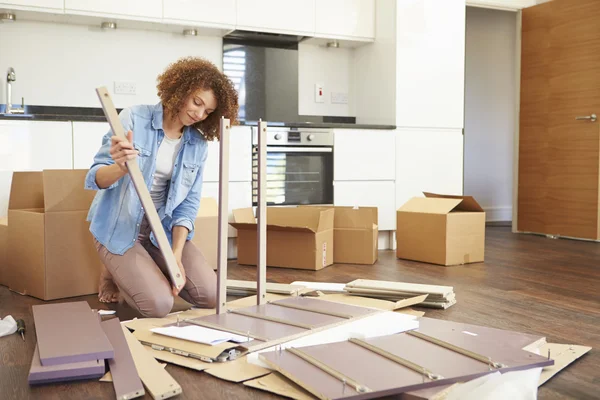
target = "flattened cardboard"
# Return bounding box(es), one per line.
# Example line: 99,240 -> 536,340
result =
537,343 -> 591,386
191,197 -> 218,270
6,170 -> 102,300
204,356 -> 270,383
145,347 -> 209,372
0,217 -> 7,287
244,372 -> 317,400
232,207 -> 334,270
396,192 -> 485,266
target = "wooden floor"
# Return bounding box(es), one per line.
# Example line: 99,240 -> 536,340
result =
0,226 -> 598,399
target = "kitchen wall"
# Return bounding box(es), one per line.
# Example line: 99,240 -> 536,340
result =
463,6 -> 516,222
0,20 -> 222,109
298,43 -> 355,117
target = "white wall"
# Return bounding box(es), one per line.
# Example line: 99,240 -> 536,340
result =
353,0 -> 397,126
298,43 -> 355,117
464,6 -> 516,222
0,20 -> 222,109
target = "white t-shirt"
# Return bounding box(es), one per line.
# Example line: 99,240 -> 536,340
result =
150,134 -> 183,210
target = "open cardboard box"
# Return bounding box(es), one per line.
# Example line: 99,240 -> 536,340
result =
396,192 -> 485,266
5,170 -> 102,300
301,206 -> 378,265
231,206 -> 334,270
190,197 -> 218,270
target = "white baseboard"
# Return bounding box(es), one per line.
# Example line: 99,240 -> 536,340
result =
484,206 -> 512,222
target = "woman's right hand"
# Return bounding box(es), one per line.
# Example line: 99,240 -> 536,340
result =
110,130 -> 138,172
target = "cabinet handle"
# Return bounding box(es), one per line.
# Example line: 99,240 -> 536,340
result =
575,113 -> 597,122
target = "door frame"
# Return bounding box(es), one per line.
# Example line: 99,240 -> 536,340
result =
512,10 -> 522,233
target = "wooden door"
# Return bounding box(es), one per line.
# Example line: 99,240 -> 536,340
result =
518,0 -> 600,240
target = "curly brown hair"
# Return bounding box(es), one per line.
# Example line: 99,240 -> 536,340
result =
156,57 -> 239,141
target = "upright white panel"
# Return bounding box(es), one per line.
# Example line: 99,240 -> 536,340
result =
333,129 -> 395,181
315,0 -> 375,39
73,121 -> 110,169
163,0 -> 236,27
236,0 -> 316,35
333,180 -> 396,230
64,0 -> 162,20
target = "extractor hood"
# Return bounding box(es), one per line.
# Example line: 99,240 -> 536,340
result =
223,29 -> 309,49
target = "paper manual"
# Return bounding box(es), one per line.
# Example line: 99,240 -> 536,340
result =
151,325 -> 251,346
248,311 -> 419,368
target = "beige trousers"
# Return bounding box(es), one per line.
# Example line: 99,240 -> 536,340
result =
94,217 -> 217,317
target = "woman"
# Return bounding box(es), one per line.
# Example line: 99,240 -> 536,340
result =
85,57 -> 239,318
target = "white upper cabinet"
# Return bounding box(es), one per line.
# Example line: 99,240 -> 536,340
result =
396,0 -> 466,129
163,0 -> 236,28
236,0 -> 316,35
333,129 -> 395,181
315,0 -> 375,40
64,0 -> 162,21
0,0 -> 63,12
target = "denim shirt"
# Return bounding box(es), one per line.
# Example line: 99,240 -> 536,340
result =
84,102 -> 208,255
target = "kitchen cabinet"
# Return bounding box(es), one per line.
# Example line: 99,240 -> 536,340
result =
0,0 -> 63,12
73,122 -> 109,170
333,181 -> 396,231
315,0 -> 375,40
236,0 -> 316,35
202,181 -> 252,238
333,129 -> 395,181
64,0 -> 162,21
0,120 -> 73,217
395,128 -> 464,209
202,126 -> 252,183
163,0 -> 236,28
396,0 -> 465,129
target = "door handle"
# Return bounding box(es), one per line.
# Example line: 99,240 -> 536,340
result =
575,113 -> 597,122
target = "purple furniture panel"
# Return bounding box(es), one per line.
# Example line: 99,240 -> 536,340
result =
28,344 -> 105,385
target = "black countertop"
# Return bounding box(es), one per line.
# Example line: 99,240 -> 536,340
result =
0,105 -> 396,130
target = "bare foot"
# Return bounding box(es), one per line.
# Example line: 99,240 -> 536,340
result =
98,266 -> 119,303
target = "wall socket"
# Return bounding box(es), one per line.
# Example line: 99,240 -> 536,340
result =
114,81 -> 136,95
331,92 -> 348,104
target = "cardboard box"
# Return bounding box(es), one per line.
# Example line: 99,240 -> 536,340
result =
0,216 -> 7,287
231,207 -> 334,270
5,170 -> 102,300
190,197 -> 218,270
301,206 -> 378,265
396,192 -> 485,266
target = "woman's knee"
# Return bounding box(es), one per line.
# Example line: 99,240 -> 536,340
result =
139,293 -> 174,318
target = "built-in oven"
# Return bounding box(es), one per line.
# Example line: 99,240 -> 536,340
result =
252,127 -> 334,206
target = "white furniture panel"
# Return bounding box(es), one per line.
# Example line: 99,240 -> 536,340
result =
73,121 -> 109,169
64,0 -> 162,20
395,128 -> 464,209
203,125 -> 252,183
333,129 -> 395,181
0,120 -> 73,217
315,0 -> 375,39
333,180 -> 396,231
466,0 -> 536,11
202,181 -> 252,237
0,0 -> 63,11
163,0 -> 236,28
236,0 -> 316,35
396,0 -> 466,129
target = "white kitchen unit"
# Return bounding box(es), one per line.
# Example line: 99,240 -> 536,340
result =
202,125 -> 252,183
466,0 -> 537,10
202,181 -> 252,238
333,129 -> 395,181
395,0 -> 466,129
315,0 -> 375,40
236,0 -> 316,36
64,0 -> 162,21
395,128 -> 464,209
333,180 -> 396,231
163,0 -> 236,29
72,121 -> 109,170
0,120 -> 73,216
0,0 -> 63,12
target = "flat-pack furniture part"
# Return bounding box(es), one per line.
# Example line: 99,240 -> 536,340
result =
100,318 -> 145,400
28,345 -> 105,385
259,317 -> 554,400
96,87 -> 185,291
32,301 -> 114,366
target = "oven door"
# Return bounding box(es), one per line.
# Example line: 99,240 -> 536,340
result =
252,145 -> 334,206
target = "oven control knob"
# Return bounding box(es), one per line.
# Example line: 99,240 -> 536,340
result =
274,133 -> 282,140
307,134 -> 315,141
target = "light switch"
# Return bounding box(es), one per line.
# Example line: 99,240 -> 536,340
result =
315,83 -> 324,103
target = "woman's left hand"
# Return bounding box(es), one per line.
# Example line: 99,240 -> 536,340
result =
172,249 -> 186,296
